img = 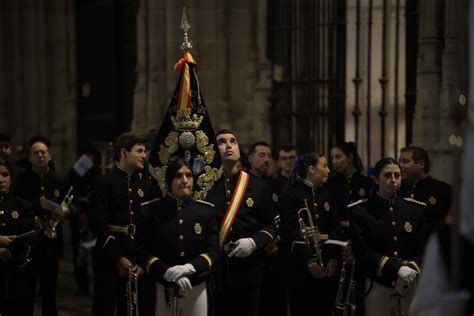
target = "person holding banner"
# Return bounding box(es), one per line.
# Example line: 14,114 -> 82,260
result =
0,159 -> 36,316
205,129 -> 276,316
135,159 -> 219,316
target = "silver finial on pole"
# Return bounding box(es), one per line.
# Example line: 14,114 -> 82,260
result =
180,5 -> 192,52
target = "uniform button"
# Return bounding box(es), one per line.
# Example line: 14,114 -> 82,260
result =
392,221 -> 396,226
226,190 -> 231,195
393,251 -> 398,257
393,236 -> 398,241
178,219 -> 184,224
41,186 -> 44,190
389,207 -> 394,212
180,251 -> 186,257
129,200 -> 133,204
349,190 -> 352,194
177,206 -> 182,211
315,214 -> 320,219
130,211 -> 134,216
128,188 -> 132,192
410,194 -> 414,198
179,235 -> 184,240
1,223 -> 5,226
0,211 -> 3,215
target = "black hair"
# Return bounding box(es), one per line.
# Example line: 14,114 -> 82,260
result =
332,141 -> 363,171
294,153 -> 322,179
29,135 -> 51,149
113,132 -> 147,161
374,157 -> 400,178
278,144 -> 298,157
401,146 -> 430,173
215,129 -> 236,138
164,158 -> 194,190
248,141 -> 272,156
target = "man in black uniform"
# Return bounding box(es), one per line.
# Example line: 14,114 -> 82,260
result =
247,141 -> 291,316
247,141 -> 273,179
14,136 -> 70,316
206,129 -> 276,316
399,146 -> 452,239
89,132 -> 159,316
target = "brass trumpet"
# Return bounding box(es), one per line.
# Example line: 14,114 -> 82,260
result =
127,268 -> 139,316
298,198 -> 324,268
335,260 -> 356,316
44,186 -> 74,239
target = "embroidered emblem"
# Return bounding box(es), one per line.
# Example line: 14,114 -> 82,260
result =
358,188 -> 366,196
404,222 -> 413,233
194,223 -> 202,235
11,211 -> 19,219
272,193 -> 278,203
54,189 -> 60,198
246,197 -> 254,208
429,196 -> 437,205
137,189 -> 144,198
324,202 -> 330,211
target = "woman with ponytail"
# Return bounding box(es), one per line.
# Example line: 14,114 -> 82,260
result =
279,153 -> 343,316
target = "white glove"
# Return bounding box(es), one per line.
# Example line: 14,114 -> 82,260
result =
175,277 -> 193,292
397,266 -> 418,282
164,263 -> 196,282
228,238 -> 257,258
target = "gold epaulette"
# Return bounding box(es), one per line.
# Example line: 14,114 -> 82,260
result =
403,197 -> 427,207
195,199 -> 215,208
346,199 -> 368,208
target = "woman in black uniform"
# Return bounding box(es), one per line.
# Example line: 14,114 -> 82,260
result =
349,157 -> 426,316
279,153 -> 343,316
0,160 -> 35,316
327,141 -> 373,230
135,159 -> 219,316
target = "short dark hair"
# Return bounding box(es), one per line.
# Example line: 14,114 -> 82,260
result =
215,129 -> 237,139
248,141 -> 272,156
295,153 -> 323,179
0,134 -> 11,143
332,141 -> 363,171
113,132 -> 147,161
164,158 -> 194,190
278,144 -> 298,156
374,157 -> 400,178
29,135 -> 51,149
401,146 -> 430,173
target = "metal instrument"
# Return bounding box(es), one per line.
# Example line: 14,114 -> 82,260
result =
298,198 -> 324,268
335,260 -> 357,316
127,268 -> 139,316
44,186 -> 74,239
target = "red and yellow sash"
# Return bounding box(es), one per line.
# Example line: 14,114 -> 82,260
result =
219,171 -> 249,248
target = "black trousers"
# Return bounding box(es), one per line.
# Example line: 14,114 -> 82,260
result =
259,254 -> 288,316
0,299 -> 34,316
289,276 -> 338,316
34,235 -> 61,316
214,287 -> 260,316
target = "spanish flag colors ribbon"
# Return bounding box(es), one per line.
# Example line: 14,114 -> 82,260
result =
219,171 -> 249,248
173,52 -> 197,116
